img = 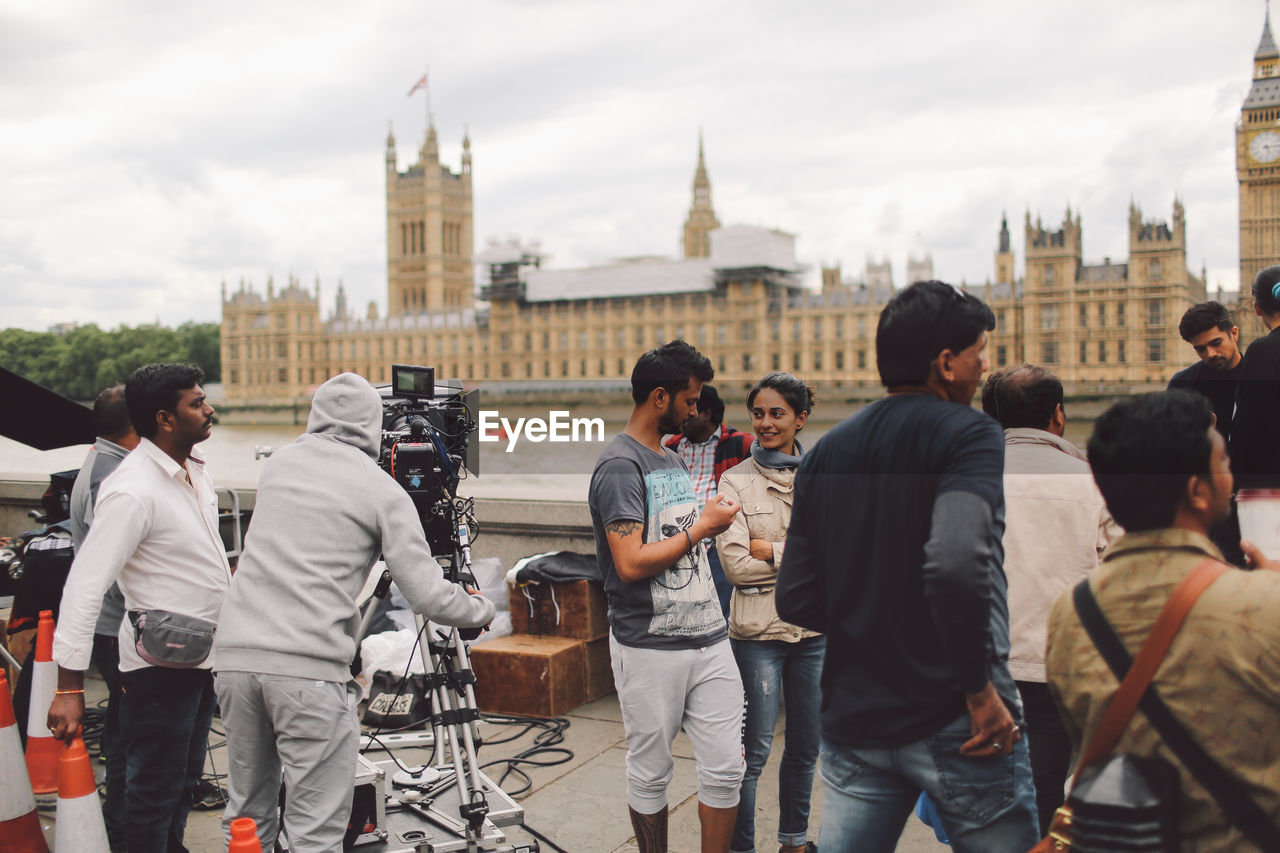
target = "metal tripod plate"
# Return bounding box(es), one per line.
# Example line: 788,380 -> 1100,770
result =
374,805 -> 508,852
360,730 -> 437,750
378,760 -> 524,828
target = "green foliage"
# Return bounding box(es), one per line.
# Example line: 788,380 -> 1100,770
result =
0,322 -> 221,400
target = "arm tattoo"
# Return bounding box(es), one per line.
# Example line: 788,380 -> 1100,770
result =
605,519 -> 643,537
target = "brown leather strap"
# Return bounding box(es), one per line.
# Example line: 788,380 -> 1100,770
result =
1070,557 -> 1229,785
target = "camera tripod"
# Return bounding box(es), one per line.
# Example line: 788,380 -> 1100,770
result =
347,522 -> 537,853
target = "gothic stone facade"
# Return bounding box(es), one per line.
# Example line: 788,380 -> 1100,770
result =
233,53 -> 1280,404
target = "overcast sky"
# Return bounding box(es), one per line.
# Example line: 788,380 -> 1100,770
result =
0,0 -> 1268,332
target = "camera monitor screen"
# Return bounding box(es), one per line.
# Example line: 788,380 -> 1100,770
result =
392,364 -> 435,399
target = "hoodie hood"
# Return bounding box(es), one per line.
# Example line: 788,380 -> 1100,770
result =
306,373 -> 383,459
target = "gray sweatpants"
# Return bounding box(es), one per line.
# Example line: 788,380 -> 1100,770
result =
609,634 -> 746,814
214,671 -> 361,853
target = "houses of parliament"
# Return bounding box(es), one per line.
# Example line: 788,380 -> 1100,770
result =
220,18 -> 1280,405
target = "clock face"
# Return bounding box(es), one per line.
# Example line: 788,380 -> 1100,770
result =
1251,131 -> 1280,163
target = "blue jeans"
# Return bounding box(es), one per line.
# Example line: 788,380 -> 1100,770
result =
730,635 -> 825,853
818,715 -> 1038,853
707,546 -> 732,617
120,667 -> 217,853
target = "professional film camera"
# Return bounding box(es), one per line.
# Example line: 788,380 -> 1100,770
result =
377,364 -> 480,558
339,365 -> 538,853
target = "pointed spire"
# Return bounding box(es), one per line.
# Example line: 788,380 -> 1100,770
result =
998,212 -> 1011,254
682,130 -> 719,259
1259,2 -> 1278,61
693,128 -> 710,191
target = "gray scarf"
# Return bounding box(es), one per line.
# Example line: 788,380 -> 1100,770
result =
750,438 -> 804,469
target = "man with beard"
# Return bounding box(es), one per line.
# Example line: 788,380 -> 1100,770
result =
663,384 -> 753,615
1169,301 -> 1246,563
49,363 -> 229,853
589,340 -> 744,853
1168,301 -> 1244,443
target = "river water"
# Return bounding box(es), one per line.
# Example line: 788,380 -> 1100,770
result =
0,403 -> 1096,502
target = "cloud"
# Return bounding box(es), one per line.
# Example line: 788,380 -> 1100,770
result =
0,0 -> 1267,331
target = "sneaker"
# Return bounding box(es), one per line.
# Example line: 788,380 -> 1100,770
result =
779,844 -> 817,853
190,778 -> 227,811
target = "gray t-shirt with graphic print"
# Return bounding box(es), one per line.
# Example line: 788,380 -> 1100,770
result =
588,433 -> 728,650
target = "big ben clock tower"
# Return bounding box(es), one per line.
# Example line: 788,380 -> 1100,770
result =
1240,9 -> 1280,290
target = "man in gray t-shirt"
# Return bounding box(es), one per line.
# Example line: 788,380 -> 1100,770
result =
590,433 -> 726,647
588,340 -> 743,853
69,384 -> 138,851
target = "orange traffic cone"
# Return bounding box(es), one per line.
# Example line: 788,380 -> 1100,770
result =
228,817 -> 264,852
53,736 -> 107,852
0,670 -> 50,852
25,610 -> 59,795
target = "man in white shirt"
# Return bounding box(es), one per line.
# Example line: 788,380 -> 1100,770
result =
49,363 -> 229,853
980,365 -> 1119,835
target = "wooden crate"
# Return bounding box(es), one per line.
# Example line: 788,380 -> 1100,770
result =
508,579 -> 609,641
470,634 -> 586,718
583,635 -> 614,701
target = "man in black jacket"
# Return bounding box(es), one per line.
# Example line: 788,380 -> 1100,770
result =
777,281 -> 1037,853
1167,301 -> 1244,443
1168,302 -> 1246,563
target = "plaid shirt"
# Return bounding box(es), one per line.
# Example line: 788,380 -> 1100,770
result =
664,424 -> 755,541
671,432 -> 720,505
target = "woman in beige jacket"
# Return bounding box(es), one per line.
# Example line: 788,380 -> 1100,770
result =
716,372 -> 822,853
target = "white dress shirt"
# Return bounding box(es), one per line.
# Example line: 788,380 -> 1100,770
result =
54,438 -> 231,673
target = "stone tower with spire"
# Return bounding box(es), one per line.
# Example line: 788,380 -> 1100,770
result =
682,133 -> 720,258
1239,5 -> 1280,291
995,213 -> 1015,284
385,110 -> 474,316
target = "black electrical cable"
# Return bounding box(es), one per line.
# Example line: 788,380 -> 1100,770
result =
475,713 -> 575,798
361,732 -> 425,775
520,821 -> 572,853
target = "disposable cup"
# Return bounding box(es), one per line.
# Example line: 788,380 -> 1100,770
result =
1236,489 -> 1280,561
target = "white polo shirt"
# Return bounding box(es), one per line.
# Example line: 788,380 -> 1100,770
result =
54,438 -> 231,673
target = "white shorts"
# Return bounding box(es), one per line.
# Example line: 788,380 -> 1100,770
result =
609,633 -> 745,813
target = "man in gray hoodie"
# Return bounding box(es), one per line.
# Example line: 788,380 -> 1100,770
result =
212,373 -> 495,853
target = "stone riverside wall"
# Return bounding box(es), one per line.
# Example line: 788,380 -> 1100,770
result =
0,476 -> 595,575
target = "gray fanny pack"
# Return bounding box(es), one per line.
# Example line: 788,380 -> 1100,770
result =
127,609 -> 216,668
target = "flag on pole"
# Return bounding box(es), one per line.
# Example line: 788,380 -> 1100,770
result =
408,73 -> 428,98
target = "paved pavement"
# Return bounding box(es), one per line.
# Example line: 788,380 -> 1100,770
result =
39,678 -> 950,852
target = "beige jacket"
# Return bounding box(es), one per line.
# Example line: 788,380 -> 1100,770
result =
1002,428 -> 1120,682
1048,530 -> 1280,851
716,457 -> 820,642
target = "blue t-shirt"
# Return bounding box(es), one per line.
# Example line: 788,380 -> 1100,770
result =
588,433 -> 728,649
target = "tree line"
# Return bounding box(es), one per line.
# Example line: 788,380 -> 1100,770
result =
0,322 -> 220,401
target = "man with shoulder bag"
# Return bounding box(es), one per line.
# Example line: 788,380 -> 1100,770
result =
1043,391 -> 1280,852
48,363 -> 229,853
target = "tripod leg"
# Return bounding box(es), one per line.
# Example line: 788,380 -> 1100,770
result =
447,626 -> 486,795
